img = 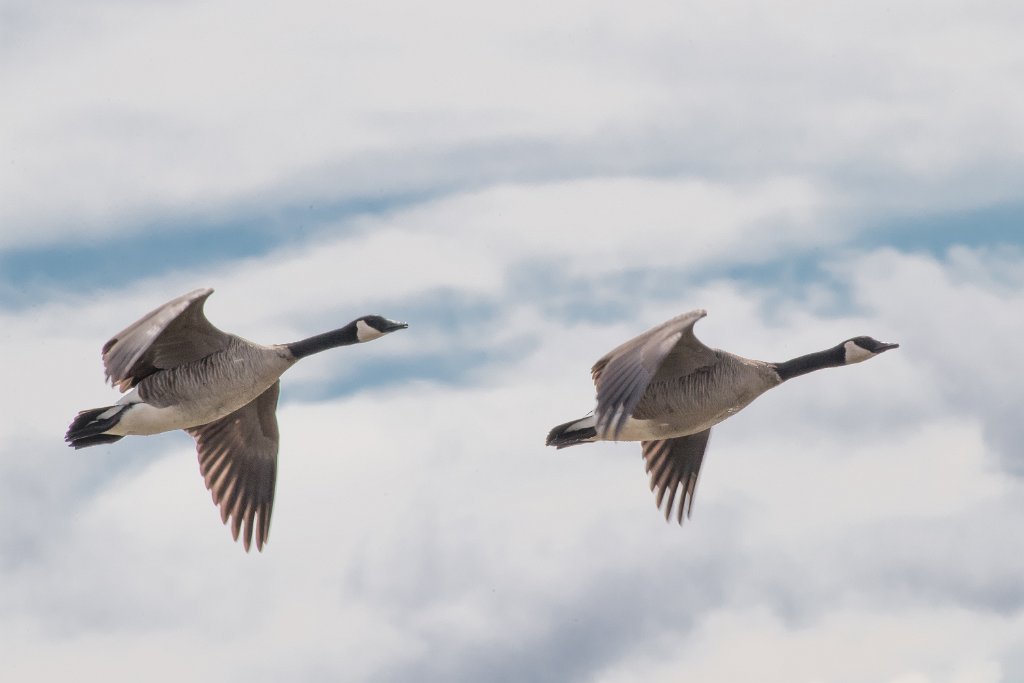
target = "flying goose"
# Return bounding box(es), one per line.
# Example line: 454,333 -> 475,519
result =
546,309 -> 898,523
65,288 -> 407,551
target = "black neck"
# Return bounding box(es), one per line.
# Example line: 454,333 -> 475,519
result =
286,322 -> 359,360
771,344 -> 845,382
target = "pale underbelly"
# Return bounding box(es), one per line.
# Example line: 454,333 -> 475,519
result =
606,417 -> 714,442
603,405 -> 746,442
108,381 -> 273,436
111,402 -> 199,436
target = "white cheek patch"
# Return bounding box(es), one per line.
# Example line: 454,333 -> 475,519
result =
844,340 -> 874,364
356,319 -> 384,342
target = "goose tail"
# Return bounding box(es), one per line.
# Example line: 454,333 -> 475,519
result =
546,414 -> 598,449
65,405 -> 128,449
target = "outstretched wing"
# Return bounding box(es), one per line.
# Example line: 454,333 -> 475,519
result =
592,309 -> 717,439
642,429 -> 712,524
186,382 -> 280,552
101,288 -> 230,392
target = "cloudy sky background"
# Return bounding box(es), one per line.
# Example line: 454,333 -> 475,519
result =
3,0 -> 1024,680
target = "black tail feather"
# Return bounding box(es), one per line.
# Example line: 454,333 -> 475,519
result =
65,406 -> 128,449
546,417 -> 598,449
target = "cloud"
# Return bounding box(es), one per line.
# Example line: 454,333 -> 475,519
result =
593,605 -> 1010,683
4,1 -> 1024,679
4,0 -> 1024,245
834,246 -> 1024,470
4,236 -> 1023,681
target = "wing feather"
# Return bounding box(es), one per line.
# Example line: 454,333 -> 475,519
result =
187,381 -> 280,552
102,288 -> 230,392
641,430 -> 712,523
592,310 -> 716,438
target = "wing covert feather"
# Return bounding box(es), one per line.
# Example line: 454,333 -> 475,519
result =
592,310 -> 716,438
101,288 -> 230,391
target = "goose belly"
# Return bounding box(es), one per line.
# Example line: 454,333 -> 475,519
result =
111,400 -> 199,436
614,381 -> 772,441
111,380 -> 273,435
112,347 -> 291,435
607,415 -> 722,442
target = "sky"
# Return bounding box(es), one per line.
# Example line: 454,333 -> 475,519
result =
2,1 -> 1024,681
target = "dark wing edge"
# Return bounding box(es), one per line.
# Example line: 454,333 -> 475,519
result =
592,309 -> 709,439
641,429 -> 712,524
102,288 -> 226,392
187,381 -> 281,552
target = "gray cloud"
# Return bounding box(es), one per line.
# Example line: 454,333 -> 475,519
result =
3,242 -> 1023,682
3,1 -> 1024,680
4,1 -> 1024,246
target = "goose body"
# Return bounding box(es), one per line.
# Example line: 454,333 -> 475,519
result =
105,337 -> 293,436
66,288 -> 407,551
546,309 -> 898,522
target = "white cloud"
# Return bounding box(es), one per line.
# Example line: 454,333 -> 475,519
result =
4,0 -> 1024,244
4,0 -> 1024,678
594,606 -> 1010,683
3,239 -> 1023,681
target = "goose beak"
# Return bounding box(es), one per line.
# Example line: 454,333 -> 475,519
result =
877,341 -> 899,352
383,320 -> 409,333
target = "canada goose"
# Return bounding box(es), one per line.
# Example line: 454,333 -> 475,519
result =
546,309 -> 898,523
65,288 -> 407,551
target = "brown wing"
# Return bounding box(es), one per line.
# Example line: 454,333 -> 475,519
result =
102,288 -> 230,392
186,382 -> 280,552
592,310 -> 716,438
642,429 -> 712,524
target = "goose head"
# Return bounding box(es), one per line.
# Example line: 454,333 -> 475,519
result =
842,336 -> 899,364
355,315 -> 409,342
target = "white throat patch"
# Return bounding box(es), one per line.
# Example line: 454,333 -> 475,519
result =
843,340 -> 873,364
355,319 -> 384,342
